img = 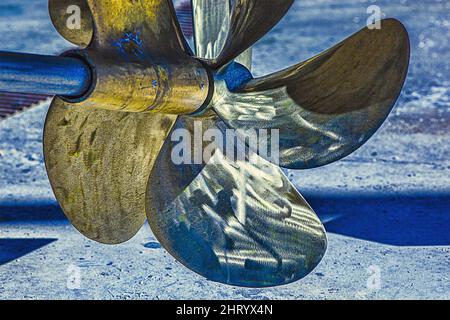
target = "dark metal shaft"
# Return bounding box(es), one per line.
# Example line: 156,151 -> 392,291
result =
0,51 -> 91,97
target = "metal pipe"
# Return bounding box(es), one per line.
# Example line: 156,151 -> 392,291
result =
0,51 -> 91,97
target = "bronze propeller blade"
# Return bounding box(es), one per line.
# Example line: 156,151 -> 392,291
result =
145,114 -> 225,215
44,0 -> 205,243
192,0 -> 231,60
44,100 -> 176,244
145,0 -> 233,236
203,0 -> 294,69
50,0 -> 191,55
192,0 -> 253,69
38,1 -> 409,287
214,19 -> 410,169
147,148 -> 327,287
49,0 -> 94,47
85,0 -> 191,55
143,0 -> 234,211
145,0 -> 327,287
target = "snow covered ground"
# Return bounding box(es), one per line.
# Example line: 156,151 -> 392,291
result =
0,0 -> 449,299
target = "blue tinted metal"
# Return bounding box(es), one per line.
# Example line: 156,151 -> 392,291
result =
0,51 -> 91,97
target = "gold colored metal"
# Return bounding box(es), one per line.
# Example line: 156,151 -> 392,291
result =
44,0 -> 208,243
44,98 -> 177,244
49,0 -> 93,47
214,19 -> 410,169
145,0 -> 239,226
85,0 -> 190,55
42,0 -> 409,286
50,0 -> 210,114
68,49 -> 209,114
192,0 -> 253,70
145,115 -> 225,212
147,149 -> 327,287
204,0 -> 294,69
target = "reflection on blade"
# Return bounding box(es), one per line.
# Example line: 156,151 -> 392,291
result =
146,114 -> 223,214
86,0 -> 191,55
192,0 -> 230,59
44,98 -> 177,244
193,0 -> 252,69
147,149 -> 327,287
208,0 -> 294,69
214,19 -> 410,169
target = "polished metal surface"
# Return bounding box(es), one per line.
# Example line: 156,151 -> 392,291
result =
0,51 -> 91,97
147,149 -> 327,287
192,0 -> 253,69
50,0 -> 210,114
85,0 -> 190,55
193,0 -> 230,59
2,1 -> 410,287
203,0 -> 294,69
44,0 -> 207,243
44,98 -> 176,244
49,0 -> 93,47
214,19 -> 410,169
67,49 -> 209,114
145,0 -> 326,287
146,114 -> 224,214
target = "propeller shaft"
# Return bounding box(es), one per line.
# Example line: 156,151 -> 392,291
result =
0,51 -> 92,97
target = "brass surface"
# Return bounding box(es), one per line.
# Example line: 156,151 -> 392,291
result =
214,19 -> 410,169
49,0 -> 93,47
204,0 -> 294,69
145,115 -> 225,213
44,98 -> 176,244
147,149 -> 327,287
192,0 -> 253,70
44,0 -> 208,243
85,0 -> 190,55
51,0 -> 210,114
69,49 -> 209,114
145,0 -> 327,287
43,1 -> 410,286
144,0 -> 233,223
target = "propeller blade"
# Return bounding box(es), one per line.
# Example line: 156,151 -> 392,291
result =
84,0 -> 191,56
214,19 -> 410,169
146,114 -> 225,213
147,149 -> 327,287
145,0 -> 255,220
204,0 -> 293,69
44,98 -> 177,244
192,0 -> 230,59
192,0 -> 253,69
49,0 -> 94,47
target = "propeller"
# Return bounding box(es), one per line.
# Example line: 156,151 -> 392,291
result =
44,0 -> 204,244
199,0 -> 294,69
0,0 -> 410,287
49,0 -> 93,47
147,149 -> 327,287
146,1 -> 326,286
214,19 -> 410,169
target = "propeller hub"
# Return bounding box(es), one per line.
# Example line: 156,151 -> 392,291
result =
190,61 -> 253,117
61,49 -> 211,115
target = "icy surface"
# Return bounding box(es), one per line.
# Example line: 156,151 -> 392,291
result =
0,0 -> 449,299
